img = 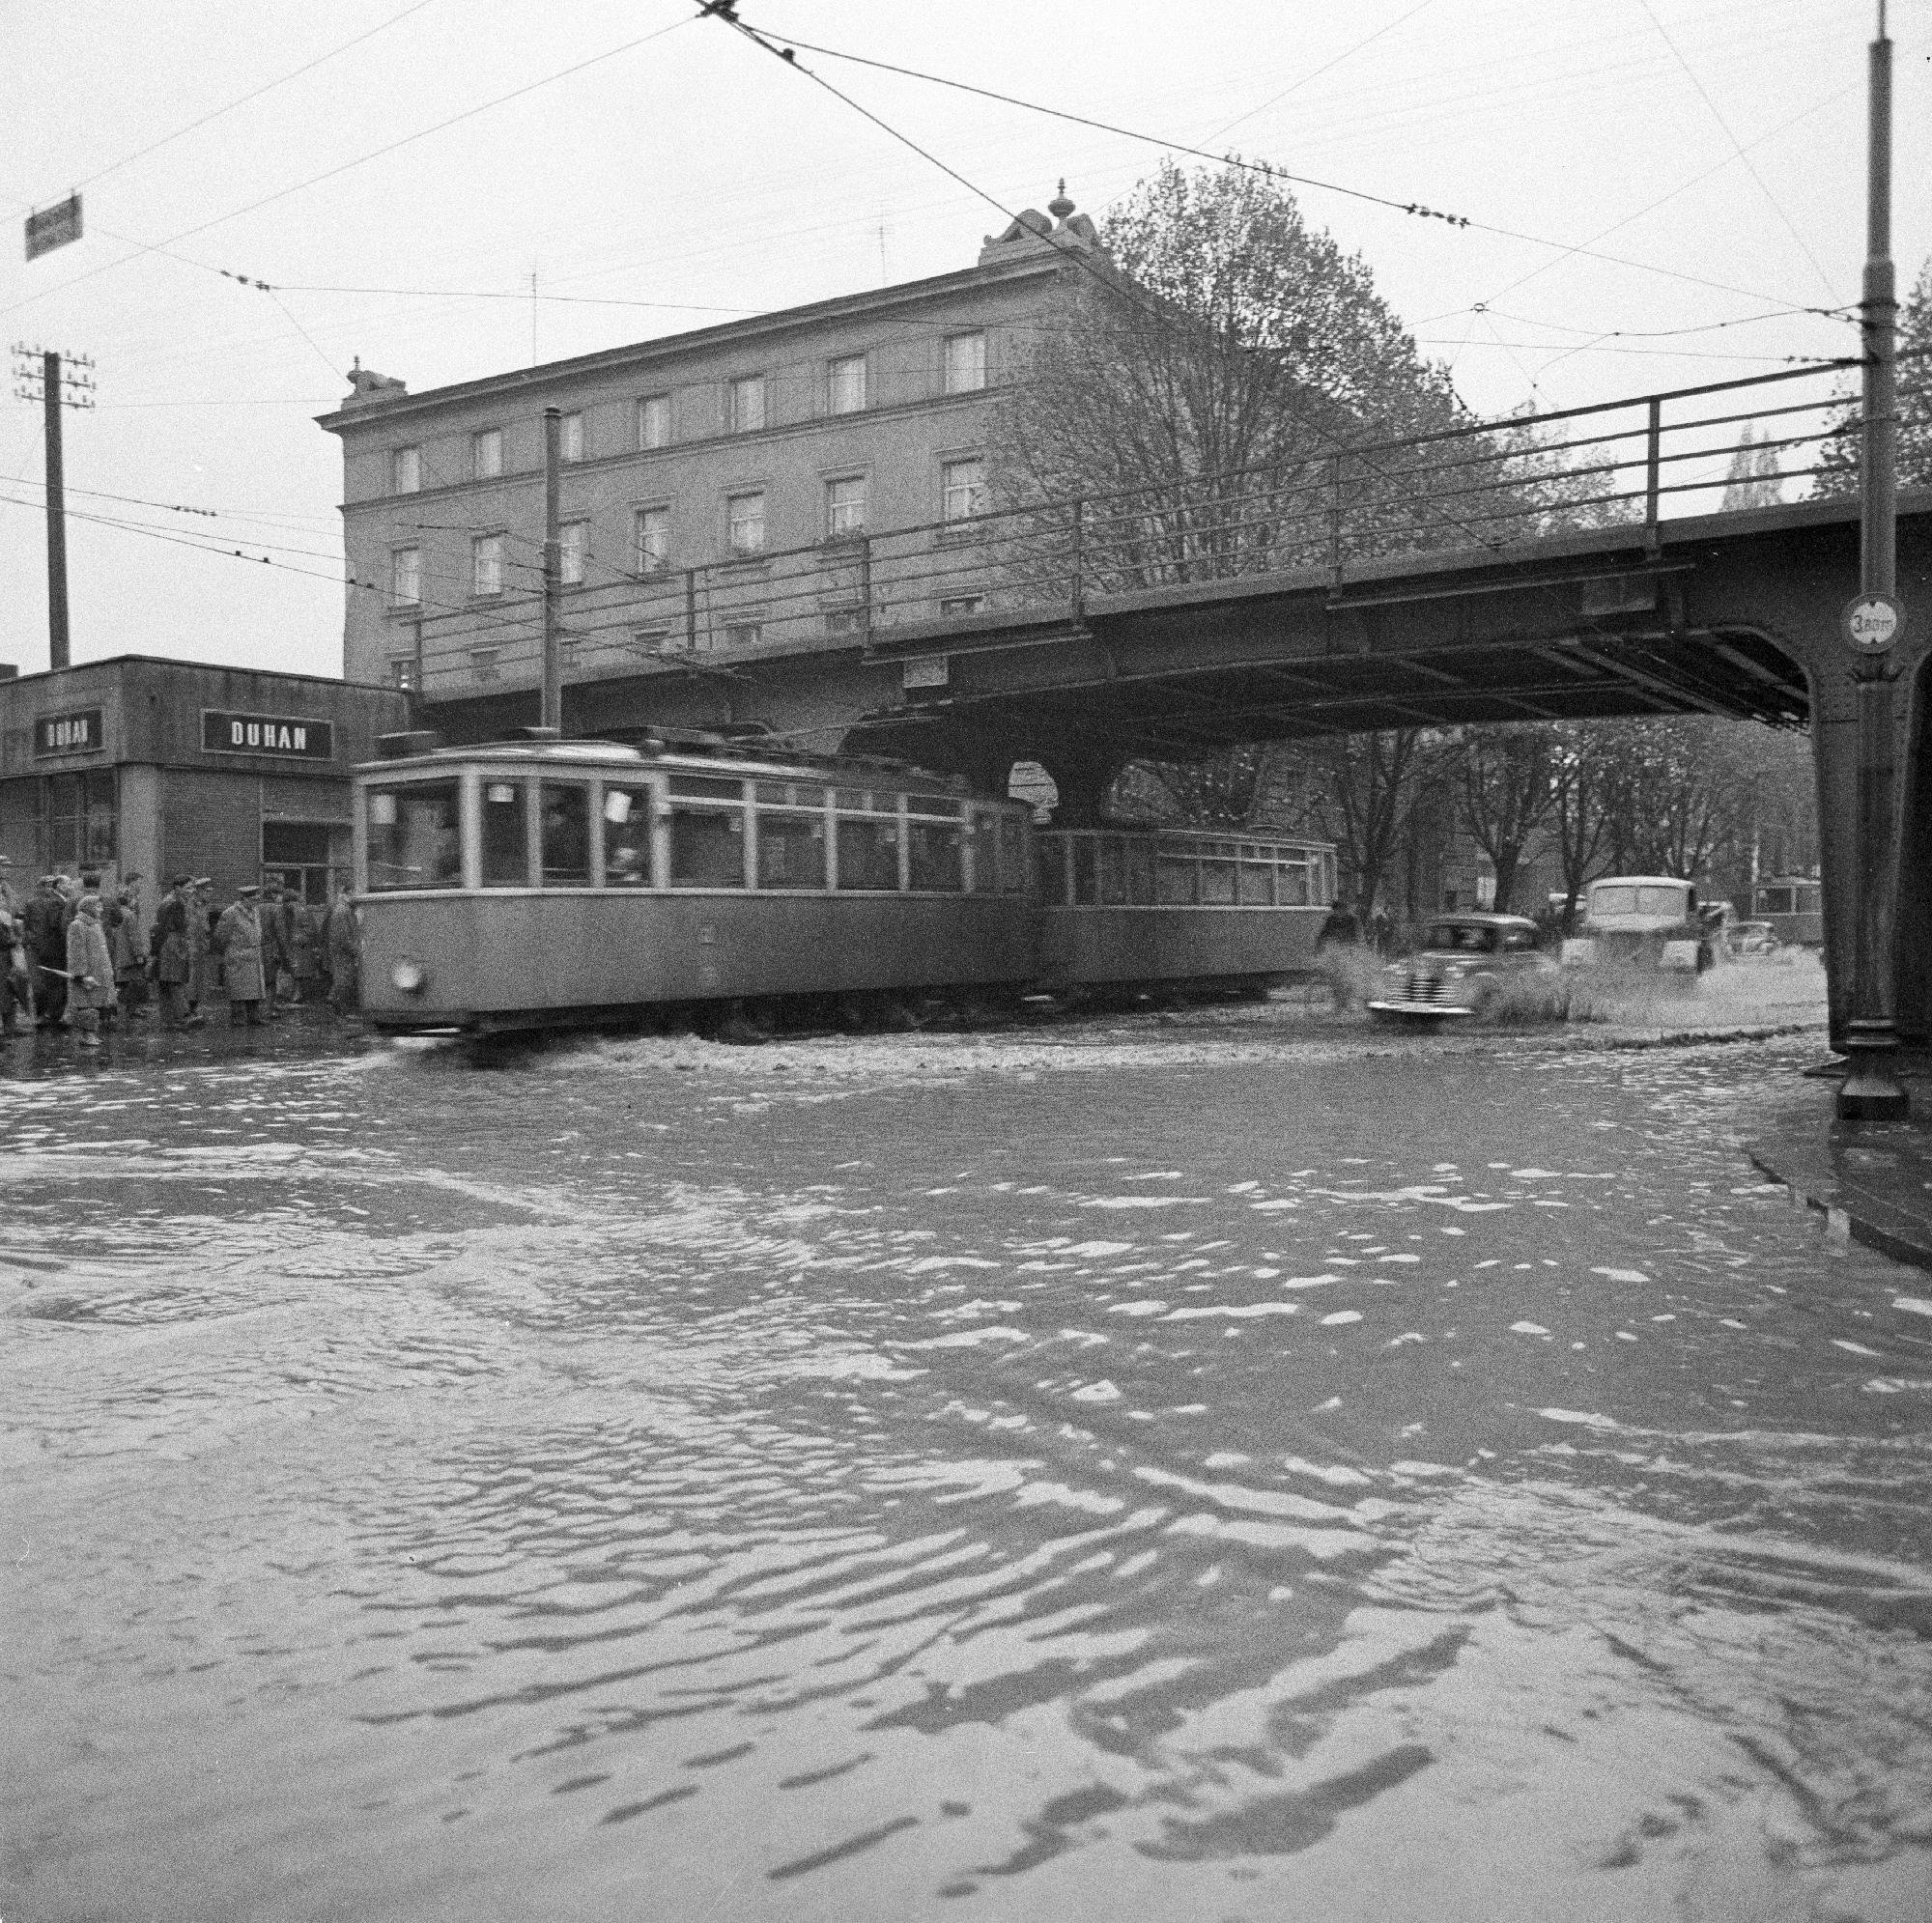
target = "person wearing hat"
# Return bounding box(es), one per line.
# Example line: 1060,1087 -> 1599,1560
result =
151,876 -> 206,1031
105,877 -> 151,1025
185,879 -> 213,1018
0,857 -> 29,1037
64,892 -> 116,1050
213,884 -> 268,1027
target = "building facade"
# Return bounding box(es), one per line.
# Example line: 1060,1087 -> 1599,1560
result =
0,658 -> 412,902
319,195 -> 1099,738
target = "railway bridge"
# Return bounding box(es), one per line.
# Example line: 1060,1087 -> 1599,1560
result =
422,369 -> 1932,1049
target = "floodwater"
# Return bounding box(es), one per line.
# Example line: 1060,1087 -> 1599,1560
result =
4,1006 -> 1930,1922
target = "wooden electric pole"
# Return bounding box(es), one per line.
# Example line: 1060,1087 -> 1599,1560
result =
10,344 -> 94,671
541,406 -> 563,732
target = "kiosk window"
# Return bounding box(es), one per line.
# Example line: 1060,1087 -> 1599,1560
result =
602,785 -> 653,888
668,776 -> 746,888
539,783 -> 590,885
367,782 -> 461,891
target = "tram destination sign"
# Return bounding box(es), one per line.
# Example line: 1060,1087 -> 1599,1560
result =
24,194 -> 82,262
34,708 -> 104,757
202,711 -> 335,760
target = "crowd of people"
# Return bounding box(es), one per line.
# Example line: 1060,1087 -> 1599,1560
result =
0,863 -> 359,1050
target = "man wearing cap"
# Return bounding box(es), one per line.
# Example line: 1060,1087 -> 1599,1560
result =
0,858 -> 29,1037
213,884 -> 268,1027
64,892 -> 115,1050
325,874 -> 360,1016
185,879 -> 213,1019
151,876 -> 206,1031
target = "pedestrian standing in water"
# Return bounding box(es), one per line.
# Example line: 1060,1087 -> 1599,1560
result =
108,877 -> 152,1023
324,878 -> 360,1016
29,877 -> 70,1029
151,876 -> 205,1031
185,878 -> 213,1018
0,857 -> 30,1038
213,884 -> 268,1028
64,892 -> 116,1051
289,894 -> 324,1006
259,885 -> 293,1020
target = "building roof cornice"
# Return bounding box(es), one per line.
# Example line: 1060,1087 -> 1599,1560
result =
317,251 -> 1073,435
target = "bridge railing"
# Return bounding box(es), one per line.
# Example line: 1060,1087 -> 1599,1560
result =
408,359 -> 1865,700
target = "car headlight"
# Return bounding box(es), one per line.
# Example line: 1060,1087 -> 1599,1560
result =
1441,961 -> 1469,977
1383,961 -> 1406,977
390,958 -> 428,995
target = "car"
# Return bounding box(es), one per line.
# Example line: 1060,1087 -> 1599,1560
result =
1731,919 -> 1781,957
1367,913 -> 1561,1023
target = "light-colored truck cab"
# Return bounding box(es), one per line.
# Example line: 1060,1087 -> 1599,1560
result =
1560,875 -> 1712,974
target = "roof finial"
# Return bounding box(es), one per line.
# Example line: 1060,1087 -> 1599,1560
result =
1048,180 -> 1074,220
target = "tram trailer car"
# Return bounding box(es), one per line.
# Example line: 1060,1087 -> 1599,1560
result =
352,735 -> 1334,1033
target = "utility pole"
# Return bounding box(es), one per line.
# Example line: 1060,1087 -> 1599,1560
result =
541,405 -> 563,732
1836,2 -> 1909,1120
10,344 -> 95,671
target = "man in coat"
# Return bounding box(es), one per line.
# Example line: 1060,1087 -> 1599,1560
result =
64,892 -> 116,1050
27,877 -> 69,1029
324,878 -> 360,1016
185,878 -> 213,1017
213,884 -> 268,1028
151,876 -> 205,1031
258,885 -> 294,1020
0,857 -> 29,1037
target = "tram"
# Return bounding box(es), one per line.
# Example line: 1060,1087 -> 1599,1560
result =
352,732 -> 1334,1033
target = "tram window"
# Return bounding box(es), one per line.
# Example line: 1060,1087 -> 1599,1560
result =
668,799 -> 746,888
481,779 -> 529,887
1071,837 -> 1099,907
670,776 -> 745,803
757,809 -> 826,888
999,815 -> 1027,894
540,783 -> 591,886
908,819 -> 964,891
1126,839 -> 1156,905
602,785 -> 653,888
966,810 -> 999,892
1098,836 -> 1129,906
1237,860 -> 1273,906
1035,836 -> 1066,905
755,780 -> 826,808
1156,856 -> 1198,905
1277,860 -> 1311,907
367,782 -> 462,891
835,815 -> 901,891
1200,859 -> 1237,904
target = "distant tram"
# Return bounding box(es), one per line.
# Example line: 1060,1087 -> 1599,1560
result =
352,733 -> 1334,1033
1751,874 -> 1823,947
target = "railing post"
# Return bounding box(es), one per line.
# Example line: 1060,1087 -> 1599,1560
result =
1327,454 -> 1344,591
1644,396 -> 1662,555
858,532 -> 873,643
1070,496 -> 1085,618
685,567 -> 698,653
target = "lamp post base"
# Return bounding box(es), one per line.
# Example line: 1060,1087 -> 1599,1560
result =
1835,1019 -> 1911,1120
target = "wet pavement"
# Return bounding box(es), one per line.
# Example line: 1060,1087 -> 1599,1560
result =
5,976 -> 1931,1922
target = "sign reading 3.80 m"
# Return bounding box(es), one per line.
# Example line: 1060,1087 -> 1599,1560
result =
1842,592 -> 1905,655
202,711 -> 335,759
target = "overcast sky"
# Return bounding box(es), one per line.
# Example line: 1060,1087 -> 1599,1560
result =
1,0 -> 1925,683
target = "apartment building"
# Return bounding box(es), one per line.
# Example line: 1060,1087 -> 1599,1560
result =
320,191 -> 1102,732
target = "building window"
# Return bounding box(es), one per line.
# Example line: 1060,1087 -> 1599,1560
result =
944,331 -> 986,394
559,411 -> 584,464
824,607 -> 867,637
389,657 -> 417,691
634,505 -> 669,574
727,491 -> 766,556
724,621 -> 762,650
390,545 -> 422,608
472,532 -> 504,597
829,354 -> 867,414
729,375 -> 766,435
942,457 -> 987,522
392,445 -> 421,495
638,394 -> 670,448
43,770 -> 117,872
471,647 -> 500,683
560,520 -> 587,586
473,428 -> 502,479
827,476 -> 867,538
633,627 -> 672,656
939,594 -> 985,616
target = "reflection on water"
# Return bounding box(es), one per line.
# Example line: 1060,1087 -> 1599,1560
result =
3,1033 -> 1929,1921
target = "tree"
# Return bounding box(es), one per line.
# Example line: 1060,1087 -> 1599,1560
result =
1720,423 -> 1783,510
991,159 -> 1470,588
1812,255 -> 1932,497
1547,725 -> 1610,933
1304,729 -> 1448,921
1456,726 -> 1555,915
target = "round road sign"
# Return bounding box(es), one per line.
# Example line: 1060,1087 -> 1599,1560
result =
1842,592 -> 1905,654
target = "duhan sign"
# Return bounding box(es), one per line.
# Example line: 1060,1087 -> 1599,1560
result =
34,708 -> 104,756
202,711 -> 334,760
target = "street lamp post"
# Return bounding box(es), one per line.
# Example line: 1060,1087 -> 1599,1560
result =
1836,3 -> 1910,1121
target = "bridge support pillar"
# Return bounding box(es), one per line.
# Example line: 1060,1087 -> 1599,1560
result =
1814,639 -> 1931,1065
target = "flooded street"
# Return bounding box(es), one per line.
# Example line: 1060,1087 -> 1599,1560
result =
5,1007 -> 1931,1922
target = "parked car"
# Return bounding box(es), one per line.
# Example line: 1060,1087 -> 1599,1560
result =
1367,914 -> 1560,1022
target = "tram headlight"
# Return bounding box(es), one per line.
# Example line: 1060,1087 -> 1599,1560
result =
390,958 -> 428,996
